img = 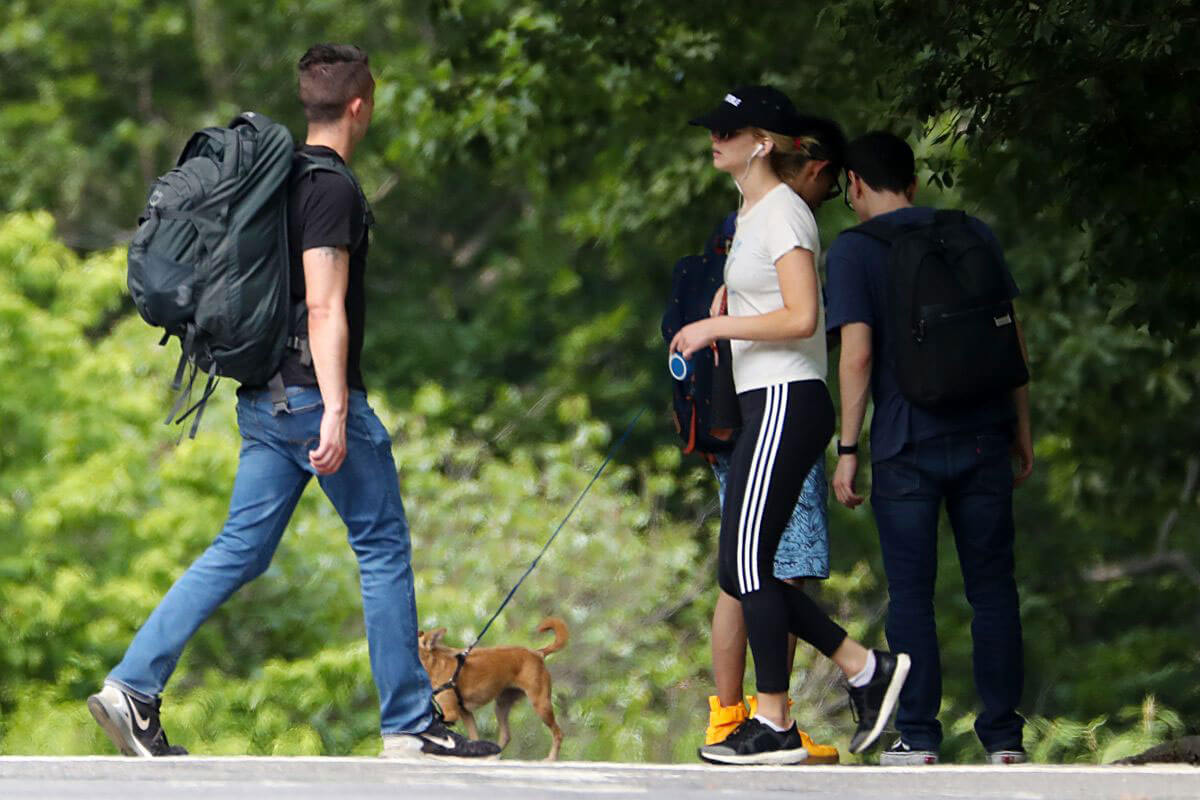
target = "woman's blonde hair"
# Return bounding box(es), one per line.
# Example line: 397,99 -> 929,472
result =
750,121 -> 844,183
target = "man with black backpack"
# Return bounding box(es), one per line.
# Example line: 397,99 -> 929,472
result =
87,44 -> 499,761
825,132 -> 1033,765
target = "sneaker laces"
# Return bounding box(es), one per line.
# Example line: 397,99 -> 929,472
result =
720,716 -> 764,747
846,684 -> 865,725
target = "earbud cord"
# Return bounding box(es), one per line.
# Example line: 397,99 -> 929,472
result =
734,149 -> 757,213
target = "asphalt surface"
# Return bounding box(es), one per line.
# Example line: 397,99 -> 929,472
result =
2,757 -> 1199,799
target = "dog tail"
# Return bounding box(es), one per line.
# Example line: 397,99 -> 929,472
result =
536,617 -> 569,657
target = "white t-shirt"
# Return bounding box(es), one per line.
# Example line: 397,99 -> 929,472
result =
723,183 -> 826,393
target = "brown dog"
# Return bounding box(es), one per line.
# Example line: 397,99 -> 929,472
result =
418,617 -> 568,760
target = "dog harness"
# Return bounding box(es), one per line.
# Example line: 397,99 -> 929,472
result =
432,651 -> 470,712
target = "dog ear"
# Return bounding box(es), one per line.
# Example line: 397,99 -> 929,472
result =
428,627 -> 447,648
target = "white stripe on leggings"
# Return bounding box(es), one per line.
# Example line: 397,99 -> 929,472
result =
747,382 -> 788,592
737,384 -> 784,594
735,385 -> 773,593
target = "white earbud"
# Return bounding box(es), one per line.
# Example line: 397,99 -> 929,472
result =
751,143 -> 764,159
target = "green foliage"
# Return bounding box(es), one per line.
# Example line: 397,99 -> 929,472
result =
1024,696 -> 1187,764
1,0 -> 1197,764
0,213 -> 715,759
833,0 -> 1200,335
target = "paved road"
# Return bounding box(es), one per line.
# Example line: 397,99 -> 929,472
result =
2,757 -> 1197,799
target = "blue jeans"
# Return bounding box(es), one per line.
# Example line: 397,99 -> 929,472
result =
108,386 -> 434,735
870,430 -> 1024,752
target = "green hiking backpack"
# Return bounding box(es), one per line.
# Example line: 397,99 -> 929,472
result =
127,111 -> 296,437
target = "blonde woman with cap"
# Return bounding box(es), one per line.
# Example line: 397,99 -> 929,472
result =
673,86 -> 909,765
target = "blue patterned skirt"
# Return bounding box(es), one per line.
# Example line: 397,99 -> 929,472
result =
711,451 -> 830,580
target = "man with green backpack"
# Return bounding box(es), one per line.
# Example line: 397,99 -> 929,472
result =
87,44 -> 499,761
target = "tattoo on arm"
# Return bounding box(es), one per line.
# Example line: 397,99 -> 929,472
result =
314,246 -> 341,261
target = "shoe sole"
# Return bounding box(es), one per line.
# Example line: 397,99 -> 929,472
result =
880,753 -> 939,766
988,753 -> 1028,765
801,753 -> 840,765
422,752 -> 502,761
850,653 -> 911,755
385,752 -> 503,762
698,747 -> 810,766
87,694 -> 151,757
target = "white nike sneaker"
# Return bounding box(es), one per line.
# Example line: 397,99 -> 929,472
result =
382,716 -> 501,760
87,684 -> 188,756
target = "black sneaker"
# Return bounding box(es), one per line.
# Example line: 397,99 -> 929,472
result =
846,650 -> 911,754
880,737 -> 939,765
382,715 -> 502,760
87,684 -> 188,757
698,717 -> 809,765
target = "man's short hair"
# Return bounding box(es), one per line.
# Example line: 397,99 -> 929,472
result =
845,131 -> 916,193
298,44 -> 374,123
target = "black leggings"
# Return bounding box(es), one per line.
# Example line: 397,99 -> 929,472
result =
717,380 -> 847,693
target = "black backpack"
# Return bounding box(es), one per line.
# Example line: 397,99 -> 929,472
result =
127,111 -> 297,437
661,214 -> 740,458
848,210 -> 1029,410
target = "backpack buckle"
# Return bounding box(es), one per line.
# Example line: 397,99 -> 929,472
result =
267,373 -> 289,416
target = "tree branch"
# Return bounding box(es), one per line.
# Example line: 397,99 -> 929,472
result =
1082,550 -> 1200,589
1083,456 -> 1200,588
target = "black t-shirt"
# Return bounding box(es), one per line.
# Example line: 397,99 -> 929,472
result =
281,145 -> 369,391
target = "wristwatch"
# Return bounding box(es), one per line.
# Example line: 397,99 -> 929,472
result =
836,441 -> 859,456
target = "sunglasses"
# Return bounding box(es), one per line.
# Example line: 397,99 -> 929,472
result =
825,176 -> 843,202
711,128 -> 745,142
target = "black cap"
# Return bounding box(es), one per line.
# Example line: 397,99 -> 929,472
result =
689,85 -> 803,136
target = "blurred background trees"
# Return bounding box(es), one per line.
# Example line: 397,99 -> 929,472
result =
0,0 -> 1196,762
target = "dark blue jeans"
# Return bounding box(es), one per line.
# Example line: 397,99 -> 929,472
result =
109,386 -> 434,735
870,430 -> 1024,752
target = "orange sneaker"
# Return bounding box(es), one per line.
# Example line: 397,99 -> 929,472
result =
704,696 -> 749,745
747,695 -> 839,764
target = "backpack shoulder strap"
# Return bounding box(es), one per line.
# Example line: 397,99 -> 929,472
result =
846,218 -> 901,245
292,151 -> 375,240
934,209 -> 969,227
720,211 -> 736,240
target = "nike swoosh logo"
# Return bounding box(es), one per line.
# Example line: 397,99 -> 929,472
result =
126,695 -> 153,732
423,733 -> 457,750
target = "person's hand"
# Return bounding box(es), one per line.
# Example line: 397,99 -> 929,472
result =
669,318 -> 719,359
1012,427 -> 1034,487
833,453 -> 864,508
309,409 -> 348,475
710,284 -> 727,318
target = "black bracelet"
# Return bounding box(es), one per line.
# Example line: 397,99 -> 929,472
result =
836,441 -> 858,456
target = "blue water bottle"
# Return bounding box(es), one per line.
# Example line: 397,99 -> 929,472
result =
668,352 -> 693,381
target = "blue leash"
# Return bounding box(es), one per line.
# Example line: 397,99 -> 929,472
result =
465,404 -> 648,653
